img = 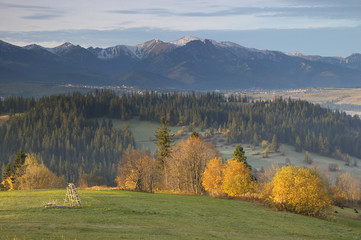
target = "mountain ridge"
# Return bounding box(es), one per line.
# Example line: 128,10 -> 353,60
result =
1,37 -> 361,90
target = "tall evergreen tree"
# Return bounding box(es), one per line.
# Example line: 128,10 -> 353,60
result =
271,134 -> 278,152
253,133 -> 259,146
155,118 -> 174,170
13,150 -> 26,177
233,145 -> 250,169
295,136 -> 302,152
1,163 -> 13,190
190,131 -> 200,138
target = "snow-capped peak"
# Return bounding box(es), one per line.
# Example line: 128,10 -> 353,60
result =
23,44 -> 44,50
170,36 -> 201,46
286,52 -> 305,57
126,39 -> 171,59
57,42 -> 75,48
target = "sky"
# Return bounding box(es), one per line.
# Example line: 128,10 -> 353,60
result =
0,0 -> 360,57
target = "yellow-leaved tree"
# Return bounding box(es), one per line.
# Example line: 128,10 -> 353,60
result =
116,149 -> 158,193
221,159 -> 256,197
202,157 -> 224,197
270,165 -> 331,216
15,154 -> 65,190
332,172 -> 361,207
165,134 -> 219,194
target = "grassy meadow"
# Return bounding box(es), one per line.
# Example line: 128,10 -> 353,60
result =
0,189 -> 360,240
247,88 -> 361,116
111,119 -> 361,177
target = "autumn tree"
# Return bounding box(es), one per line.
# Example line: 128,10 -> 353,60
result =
263,146 -> 270,158
116,149 -> 158,193
262,140 -> 269,149
202,157 -> 224,197
155,118 -> 174,170
270,165 -> 331,216
1,163 -> 14,191
1,150 -> 27,190
332,172 -> 361,207
222,159 -> 256,197
257,164 -> 279,199
15,154 -> 65,190
304,151 -> 313,164
279,145 -> 285,156
165,136 -> 219,194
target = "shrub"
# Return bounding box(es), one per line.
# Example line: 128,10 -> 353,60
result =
270,165 -> 331,216
222,160 -> 256,197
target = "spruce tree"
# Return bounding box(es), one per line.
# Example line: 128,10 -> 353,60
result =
13,149 -> 26,178
1,163 -> 13,188
190,131 -> 199,138
295,136 -> 302,152
233,145 -> 251,169
13,150 -> 26,173
271,134 -> 278,152
155,118 -> 174,170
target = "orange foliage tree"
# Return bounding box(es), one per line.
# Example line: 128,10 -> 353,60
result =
202,157 -> 224,196
333,172 -> 361,207
270,165 -> 331,216
221,159 -> 256,197
15,154 -> 65,190
165,135 -> 219,194
116,149 -> 158,193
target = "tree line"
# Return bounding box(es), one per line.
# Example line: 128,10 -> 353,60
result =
0,93 -> 135,184
117,123 -> 352,217
1,90 -> 361,184
74,90 -> 361,158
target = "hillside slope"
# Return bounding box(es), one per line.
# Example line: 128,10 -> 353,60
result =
0,190 -> 360,240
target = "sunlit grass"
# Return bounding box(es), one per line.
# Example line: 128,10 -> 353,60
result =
0,190 -> 360,240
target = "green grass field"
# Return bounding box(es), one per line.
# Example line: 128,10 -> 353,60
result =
111,119 -> 361,178
0,189 -> 360,240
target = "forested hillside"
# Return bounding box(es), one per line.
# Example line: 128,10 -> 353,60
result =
1,90 -> 361,184
0,93 -> 135,183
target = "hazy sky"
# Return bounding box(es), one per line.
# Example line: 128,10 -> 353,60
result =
0,0 -> 360,57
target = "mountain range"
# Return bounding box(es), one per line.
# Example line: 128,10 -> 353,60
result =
1,36 -> 361,90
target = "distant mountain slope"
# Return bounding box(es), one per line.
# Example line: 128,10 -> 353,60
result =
1,37 -> 361,90
0,40 -> 111,85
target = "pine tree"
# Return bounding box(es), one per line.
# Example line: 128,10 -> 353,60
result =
13,149 -> 26,174
1,163 -> 14,190
271,134 -> 278,152
295,136 -> 302,152
190,131 -> 199,138
253,133 -> 258,146
155,118 -> 174,170
233,145 -> 250,169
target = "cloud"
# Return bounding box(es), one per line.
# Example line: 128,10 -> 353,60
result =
108,2 -> 361,20
109,8 -> 173,17
0,3 -> 52,10
22,14 -> 62,20
0,2 -> 66,21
